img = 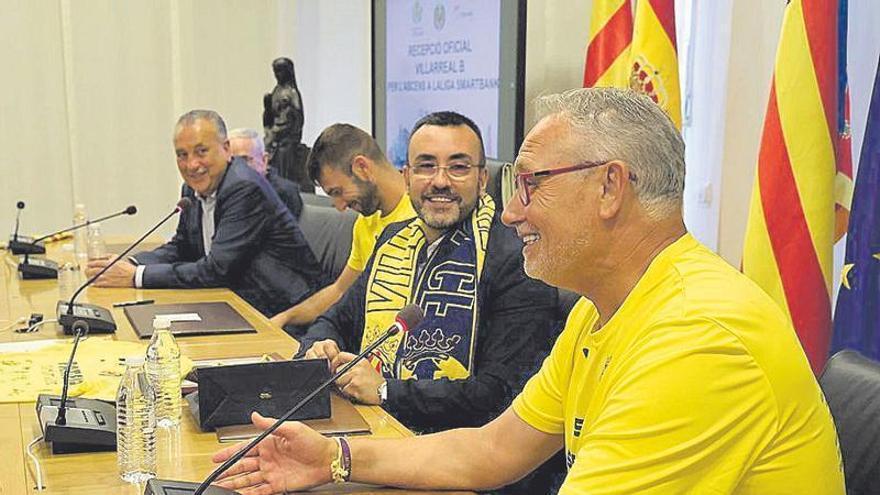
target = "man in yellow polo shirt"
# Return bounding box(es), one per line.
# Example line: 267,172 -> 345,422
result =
213,89 -> 844,494
270,124 -> 416,328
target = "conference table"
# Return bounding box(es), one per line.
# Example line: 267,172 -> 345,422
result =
0,240 -> 470,495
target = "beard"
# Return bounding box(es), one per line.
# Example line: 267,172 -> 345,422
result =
352,177 -> 381,216
413,185 -> 480,232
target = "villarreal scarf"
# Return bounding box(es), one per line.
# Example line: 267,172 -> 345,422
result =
361,194 -> 495,381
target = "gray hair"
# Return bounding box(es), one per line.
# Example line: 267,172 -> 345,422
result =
535,88 -> 685,218
175,109 -> 228,141
228,128 -> 265,155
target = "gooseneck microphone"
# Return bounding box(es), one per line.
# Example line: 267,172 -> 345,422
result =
57,198 -> 191,334
54,320 -> 89,426
31,204 -> 138,244
13,201 -> 24,241
8,201 -> 42,255
146,304 -> 425,495
36,317 -> 117,454
10,204 -> 138,256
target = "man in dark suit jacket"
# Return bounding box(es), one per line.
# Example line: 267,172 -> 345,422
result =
229,127 -> 303,219
85,110 -> 324,317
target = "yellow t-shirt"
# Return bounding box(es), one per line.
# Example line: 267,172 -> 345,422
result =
513,233 -> 844,494
346,196 -> 417,272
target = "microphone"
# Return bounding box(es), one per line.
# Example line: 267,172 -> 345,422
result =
8,201 -> 43,255
145,304 -> 425,495
11,200 -> 60,279
36,318 -> 118,454
10,204 -> 138,256
32,204 -> 138,244
57,198 -> 191,334
54,320 -> 89,426
13,201 -> 24,241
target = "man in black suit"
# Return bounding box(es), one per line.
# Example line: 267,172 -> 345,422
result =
229,127 -> 304,219
85,110 -> 325,317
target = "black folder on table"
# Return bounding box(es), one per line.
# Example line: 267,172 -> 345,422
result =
188,359 -> 333,431
124,302 -> 256,339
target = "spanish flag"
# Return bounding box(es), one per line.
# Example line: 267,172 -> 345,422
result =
742,0 -> 842,374
583,0 -> 681,129
628,0 -> 681,128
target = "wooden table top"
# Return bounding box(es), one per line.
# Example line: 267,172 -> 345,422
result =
0,239 -> 468,495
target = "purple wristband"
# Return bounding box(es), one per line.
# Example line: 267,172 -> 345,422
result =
339,437 -> 352,482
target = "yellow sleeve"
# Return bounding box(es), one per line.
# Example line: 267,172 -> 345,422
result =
562,321 -> 777,494
346,216 -> 369,272
513,298 -> 594,434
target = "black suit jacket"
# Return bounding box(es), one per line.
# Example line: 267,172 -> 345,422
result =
297,212 -> 560,432
266,169 -> 303,219
134,158 -> 325,316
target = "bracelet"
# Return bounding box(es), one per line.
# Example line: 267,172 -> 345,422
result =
330,437 -> 352,484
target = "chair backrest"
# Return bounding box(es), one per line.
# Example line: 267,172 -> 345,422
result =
485,158 -> 507,205
819,350 -> 880,494
297,194 -> 357,280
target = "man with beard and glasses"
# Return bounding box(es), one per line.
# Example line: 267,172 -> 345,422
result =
295,112 -> 559,438
212,90 -> 843,495
270,124 -> 416,330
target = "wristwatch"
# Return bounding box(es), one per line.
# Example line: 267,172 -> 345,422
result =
377,380 -> 388,405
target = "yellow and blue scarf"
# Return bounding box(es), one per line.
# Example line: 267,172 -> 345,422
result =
361,194 -> 494,381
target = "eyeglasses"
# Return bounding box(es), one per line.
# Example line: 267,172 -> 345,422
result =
408,163 -> 482,180
513,160 -> 637,206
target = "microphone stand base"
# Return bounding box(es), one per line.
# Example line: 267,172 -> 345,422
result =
9,238 -> 46,255
36,394 -> 117,454
18,258 -> 59,279
144,479 -> 240,495
57,301 -> 117,334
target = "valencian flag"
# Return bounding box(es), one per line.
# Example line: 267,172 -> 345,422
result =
831,54 -> 880,361
583,0 -> 681,129
742,0 -> 844,374
583,0 -> 633,88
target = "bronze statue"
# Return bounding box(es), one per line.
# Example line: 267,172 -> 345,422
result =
264,57 -> 313,191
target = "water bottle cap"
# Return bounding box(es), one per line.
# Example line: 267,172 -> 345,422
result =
125,355 -> 145,365
153,316 -> 172,329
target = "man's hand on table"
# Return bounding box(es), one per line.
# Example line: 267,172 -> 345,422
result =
84,255 -> 136,287
213,412 -> 336,493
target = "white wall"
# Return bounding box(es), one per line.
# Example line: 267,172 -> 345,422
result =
290,0 -> 373,146
1,0 -> 295,239
523,0 -> 592,129
3,0 -> 879,271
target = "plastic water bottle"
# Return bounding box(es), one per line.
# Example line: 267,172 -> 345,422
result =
116,355 -> 157,484
146,317 -> 181,428
87,222 -> 107,260
73,204 -> 88,265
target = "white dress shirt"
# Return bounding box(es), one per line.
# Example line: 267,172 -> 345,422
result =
134,192 -> 216,288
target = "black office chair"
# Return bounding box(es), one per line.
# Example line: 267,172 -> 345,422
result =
297,194 -> 357,280
819,350 -> 880,494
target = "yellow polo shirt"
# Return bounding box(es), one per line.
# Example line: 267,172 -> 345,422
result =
513,233 -> 844,494
346,196 -> 416,272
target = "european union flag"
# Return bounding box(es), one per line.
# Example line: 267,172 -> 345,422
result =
831,55 -> 880,361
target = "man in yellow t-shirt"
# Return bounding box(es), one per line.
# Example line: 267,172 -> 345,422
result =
512,233 -> 844,493
270,124 -> 415,329
212,88 -> 844,495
